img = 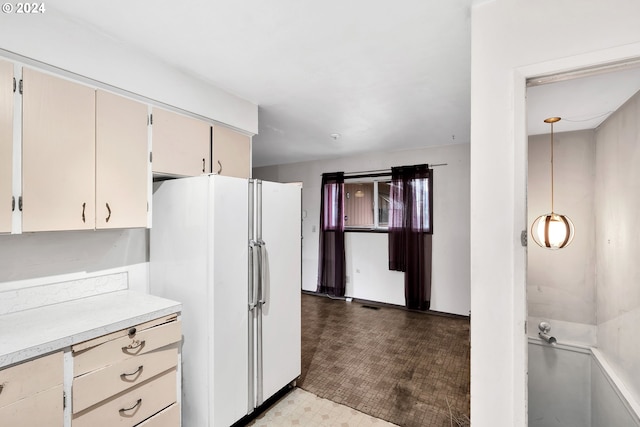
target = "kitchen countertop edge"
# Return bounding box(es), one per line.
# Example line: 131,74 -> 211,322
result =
0,290 -> 182,369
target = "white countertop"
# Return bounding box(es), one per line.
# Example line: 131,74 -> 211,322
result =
0,290 -> 181,368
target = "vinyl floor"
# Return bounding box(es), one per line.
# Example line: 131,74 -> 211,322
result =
298,293 -> 471,427
246,387 -> 398,427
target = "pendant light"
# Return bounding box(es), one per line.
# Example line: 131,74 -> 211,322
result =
531,117 -> 575,249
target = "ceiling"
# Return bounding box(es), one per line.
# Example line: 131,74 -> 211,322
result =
46,1 -> 640,167
527,64 -> 640,136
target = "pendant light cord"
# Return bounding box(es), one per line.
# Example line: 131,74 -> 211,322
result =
550,121 -> 554,213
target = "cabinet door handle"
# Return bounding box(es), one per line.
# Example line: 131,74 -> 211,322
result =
120,365 -> 143,380
106,203 -> 111,223
202,158 -> 205,173
0,384 -> 4,394
82,202 -> 86,223
217,160 -> 222,174
122,339 -> 146,353
119,398 -> 142,415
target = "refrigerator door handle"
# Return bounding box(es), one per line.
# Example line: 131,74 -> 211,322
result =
257,239 -> 266,306
249,240 -> 259,310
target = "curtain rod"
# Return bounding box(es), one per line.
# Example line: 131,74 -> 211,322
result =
343,163 -> 447,176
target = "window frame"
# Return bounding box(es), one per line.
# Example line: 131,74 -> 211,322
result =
343,176 -> 391,233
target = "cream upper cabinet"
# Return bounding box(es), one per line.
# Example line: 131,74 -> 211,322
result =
212,125 -> 251,179
152,107 -> 210,177
0,60 -> 13,233
95,90 -> 149,229
22,68 -> 95,232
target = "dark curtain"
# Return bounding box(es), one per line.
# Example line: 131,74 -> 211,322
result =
317,172 -> 346,297
388,164 -> 433,310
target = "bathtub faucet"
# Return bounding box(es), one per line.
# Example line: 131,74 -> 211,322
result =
538,321 -> 557,345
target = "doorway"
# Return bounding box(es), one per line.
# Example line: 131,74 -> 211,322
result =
525,60 -> 640,426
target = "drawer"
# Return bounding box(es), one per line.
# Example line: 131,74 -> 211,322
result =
0,351 -> 63,407
135,402 -> 180,427
72,367 -> 177,427
73,319 -> 181,377
73,344 -> 178,413
0,384 -> 63,426
72,315 -> 177,354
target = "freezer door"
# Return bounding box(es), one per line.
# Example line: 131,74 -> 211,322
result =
150,176 -> 212,427
257,180 -> 302,403
210,175 -> 251,426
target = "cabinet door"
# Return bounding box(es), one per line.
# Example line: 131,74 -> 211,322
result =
0,351 -> 63,407
212,125 -> 251,179
96,90 -> 149,229
0,60 -> 13,233
0,385 -> 63,427
0,352 -> 63,427
152,107 -> 210,177
22,68 -> 95,232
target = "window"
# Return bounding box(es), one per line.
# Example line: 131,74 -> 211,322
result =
344,180 -> 391,231
321,166 -> 433,234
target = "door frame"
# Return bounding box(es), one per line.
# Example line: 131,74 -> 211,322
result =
512,44 -> 640,422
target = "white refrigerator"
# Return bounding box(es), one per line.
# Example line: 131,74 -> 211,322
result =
149,174 -> 301,426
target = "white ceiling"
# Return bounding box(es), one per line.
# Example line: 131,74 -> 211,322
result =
46,1 -> 640,167
47,0 -> 471,167
527,65 -> 640,136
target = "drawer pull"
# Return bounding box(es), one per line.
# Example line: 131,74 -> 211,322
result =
122,339 -> 146,354
120,365 -> 144,381
119,398 -> 142,416
0,384 -> 3,394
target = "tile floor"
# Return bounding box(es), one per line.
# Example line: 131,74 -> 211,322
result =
246,388 -> 398,427
298,293 -> 470,427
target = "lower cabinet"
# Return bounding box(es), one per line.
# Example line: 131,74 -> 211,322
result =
71,314 -> 181,427
135,402 -> 180,427
72,368 -> 177,427
0,351 -> 64,426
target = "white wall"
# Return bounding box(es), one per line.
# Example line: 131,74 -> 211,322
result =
0,229 -> 149,295
470,1 -> 640,425
528,130 -> 596,335
345,232 -> 405,306
591,353 -> 640,427
528,343 -> 591,427
254,142 -> 470,316
595,90 -> 640,402
528,342 -> 640,427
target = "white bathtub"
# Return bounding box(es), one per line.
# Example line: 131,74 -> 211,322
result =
528,339 -> 640,427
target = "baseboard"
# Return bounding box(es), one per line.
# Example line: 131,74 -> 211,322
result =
301,290 -> 470,320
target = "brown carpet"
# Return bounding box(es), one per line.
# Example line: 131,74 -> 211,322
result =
299,293 -> 470,427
